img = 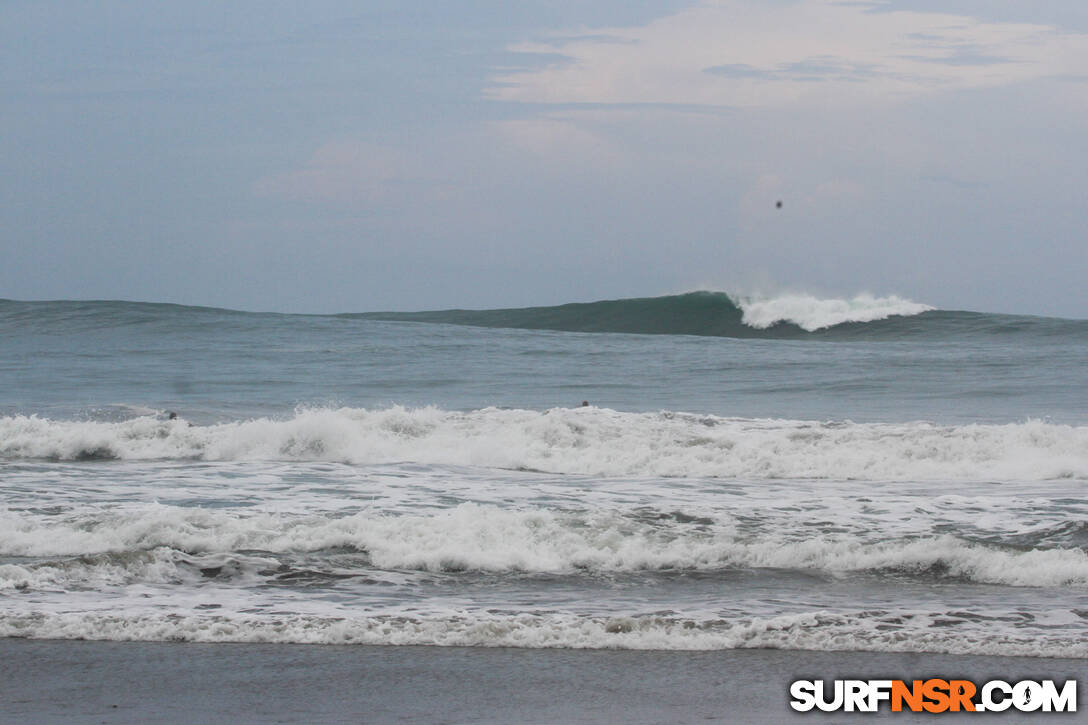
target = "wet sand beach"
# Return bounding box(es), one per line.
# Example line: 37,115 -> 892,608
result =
3,640 -> 1084,724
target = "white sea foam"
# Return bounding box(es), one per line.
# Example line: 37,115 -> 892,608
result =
735,293 -> 934,331
1,408 -> 1084,481
2,609 -> 1085,658
4,504 -> 1088,587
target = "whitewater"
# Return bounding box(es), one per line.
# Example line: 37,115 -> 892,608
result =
2,408 -> 1085,480
1,293 -> 1086,658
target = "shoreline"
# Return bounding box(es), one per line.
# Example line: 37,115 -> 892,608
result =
4,639 -> 1085,723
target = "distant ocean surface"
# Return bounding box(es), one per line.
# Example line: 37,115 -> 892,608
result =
2,292 -> 1087,657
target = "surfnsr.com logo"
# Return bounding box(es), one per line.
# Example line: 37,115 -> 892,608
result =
789,679 -> 1077,713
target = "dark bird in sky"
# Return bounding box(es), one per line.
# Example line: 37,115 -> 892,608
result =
776,200 -> 783,209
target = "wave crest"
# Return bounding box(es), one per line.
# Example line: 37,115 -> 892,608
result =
1,407 -> 1085,481
4,504 -> 1088,586
736,293 -> 935,331
355,290 -> 941,338
3,609 -> 1085,657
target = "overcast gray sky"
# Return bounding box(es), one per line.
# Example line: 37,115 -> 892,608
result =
2,0 -> 1086,316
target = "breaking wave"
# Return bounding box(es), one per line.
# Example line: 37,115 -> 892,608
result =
735,293 -> 933,331
352,291 -> 937,338
352,291 -> 1084,339
3,504 -> 1088,586
2,407 -> 1085,481
4,609 -> 1086,657
4,293 -> 1083,341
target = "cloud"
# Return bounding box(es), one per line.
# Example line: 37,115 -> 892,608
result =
737,172 -> 866,229
491,118 -> 605,156
487,117 -> 629,171
253,141 -> 438,205
486,0 -> 1088,108
253,119 -> 628,215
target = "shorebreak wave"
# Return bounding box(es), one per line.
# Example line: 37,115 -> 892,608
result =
2,407 -> 1084,481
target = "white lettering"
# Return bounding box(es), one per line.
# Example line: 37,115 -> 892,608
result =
815,680 -> 844,712
981,680 -> 1013,712
791,677 -> 1077,713
844,680 -> 869,712
1040,680 -> 1077,713
867,680 -> 893,711
1013,680 -> 1044,712
789,680 -> 817,712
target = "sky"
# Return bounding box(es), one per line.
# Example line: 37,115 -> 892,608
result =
2,0 -> 1086,317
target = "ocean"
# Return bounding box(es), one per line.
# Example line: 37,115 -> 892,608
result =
2,291 -> 1087,658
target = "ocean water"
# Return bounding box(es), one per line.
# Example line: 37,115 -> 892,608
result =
1,292 -> 1087,657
